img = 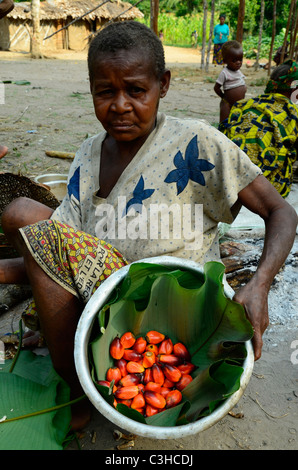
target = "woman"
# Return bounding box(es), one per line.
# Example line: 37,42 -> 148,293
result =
220,59 -> 298,198
1,22 -> 297,430
213,14 -> 229,65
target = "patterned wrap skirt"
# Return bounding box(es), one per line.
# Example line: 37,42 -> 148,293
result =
213,44 -> 224,65
219,93 -> 298,198
20,219 -> 128,330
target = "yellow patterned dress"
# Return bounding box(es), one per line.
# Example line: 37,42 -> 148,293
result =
220,93 -> 298,197
20,219 -> 128,330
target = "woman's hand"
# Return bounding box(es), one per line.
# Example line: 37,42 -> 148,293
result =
233,278 -> 270,360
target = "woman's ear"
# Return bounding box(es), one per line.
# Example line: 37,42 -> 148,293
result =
160,69 -> 171,98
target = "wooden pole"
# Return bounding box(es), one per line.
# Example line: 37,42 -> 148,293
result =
280,0 -> 295,63
150,0 -> 159,36
236,0 -> 245,44
268,0 -> 277,76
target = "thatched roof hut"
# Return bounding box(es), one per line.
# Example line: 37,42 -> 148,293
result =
0,0 -> 144,52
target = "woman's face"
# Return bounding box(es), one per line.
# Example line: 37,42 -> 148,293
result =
219,16 -> 225,24
90,49 -> 170,144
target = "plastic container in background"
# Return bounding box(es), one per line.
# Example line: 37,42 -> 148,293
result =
74,256 -> 254,439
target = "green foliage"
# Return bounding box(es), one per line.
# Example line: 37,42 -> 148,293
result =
242,30 -> 287,59
139,12 -> 210,47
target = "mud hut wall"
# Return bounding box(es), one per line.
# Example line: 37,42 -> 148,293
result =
68,19 -> 91,50
0,18 -> 63,52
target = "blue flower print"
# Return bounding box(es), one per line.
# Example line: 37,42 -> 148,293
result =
124,175 -> 155,215
68,166 -> 80,201
164,135 -> 215,195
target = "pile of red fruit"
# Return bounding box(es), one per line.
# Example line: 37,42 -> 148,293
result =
97,330 -> 196,418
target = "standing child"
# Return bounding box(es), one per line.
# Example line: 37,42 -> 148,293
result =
214,40 -> 246,123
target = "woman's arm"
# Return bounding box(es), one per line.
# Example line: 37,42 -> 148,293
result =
231,175 -> 298,359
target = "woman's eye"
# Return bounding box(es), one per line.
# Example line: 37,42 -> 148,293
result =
130,87 -> 145,95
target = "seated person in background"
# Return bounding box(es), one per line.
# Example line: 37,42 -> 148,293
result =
220,59 -> 298,198
0,22 -> 297,430
214,40 -> 247,123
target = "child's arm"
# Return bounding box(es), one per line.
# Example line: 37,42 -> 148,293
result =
214,82 -> 224,99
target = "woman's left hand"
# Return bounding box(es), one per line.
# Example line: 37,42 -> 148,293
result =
233,279 -> 269,360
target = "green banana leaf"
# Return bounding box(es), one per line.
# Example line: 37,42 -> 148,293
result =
0,350 -> 71,450
90,261 -> 253,427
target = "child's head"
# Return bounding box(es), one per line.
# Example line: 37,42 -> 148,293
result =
88,21 -> 166,81
222,40 -> 243,71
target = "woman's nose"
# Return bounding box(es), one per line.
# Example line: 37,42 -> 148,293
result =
111,92 -> 131,112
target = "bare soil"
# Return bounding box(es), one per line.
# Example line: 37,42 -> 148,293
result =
0,46 -> 297,452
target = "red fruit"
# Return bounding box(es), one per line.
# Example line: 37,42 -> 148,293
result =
96,380 -> 110,388
146,344 -> 159,355
120,331 -> 136,349
173,342 -> 191,361
145,330 -> 165,345
106,366 -> 122,384
163,364 -> 182,383
152,363 -> 165,385
163,378 -> 175,388
144,382 -> 162,393
131,393 -> 146,410
133,336 -> 147,354
160,387 -> 171,398
144,391 -> 166,409
114,385 -> 139,400
123,349 -> 143,362
126,361 -> 145,374
144,368 -> 153,384
158,338 -> 173,355
115,358 -> 127,377
109,337 -> 124,360
165,389 -> 182,408
142,351 -> 156,368
177,362 -> 196,375
119,373 -> 140,387
176,374 -> 193,391
158,354 -> 182,366
117,398 -> 132,407
145,404 -> 159,417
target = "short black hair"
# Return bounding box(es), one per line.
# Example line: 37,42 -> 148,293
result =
88,21 -> 166,80
270,60 -> 293,81
222,40 -> 242,62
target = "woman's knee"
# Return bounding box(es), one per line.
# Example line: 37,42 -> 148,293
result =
2,197 -> 53,237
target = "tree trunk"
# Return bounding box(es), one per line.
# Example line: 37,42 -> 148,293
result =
150,0 -> 159,36
254,0 -> 265,70
205,0 -> 215,72
236,0 -> 245,43
200,0 -> 208,69
281,0 -> 295,63
289,4 -> 298,59
31,0 -> 43,58
268,0 -> 277,76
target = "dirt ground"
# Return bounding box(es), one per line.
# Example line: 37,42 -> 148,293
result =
0,46 -> 297,452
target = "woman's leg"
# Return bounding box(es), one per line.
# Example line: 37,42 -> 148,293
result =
0,197 -> 54,284
21,247 -> 91,430
6,219 -> 91,429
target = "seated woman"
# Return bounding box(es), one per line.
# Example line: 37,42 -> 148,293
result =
0,22 -> 297,431
220,60 -> 298,198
